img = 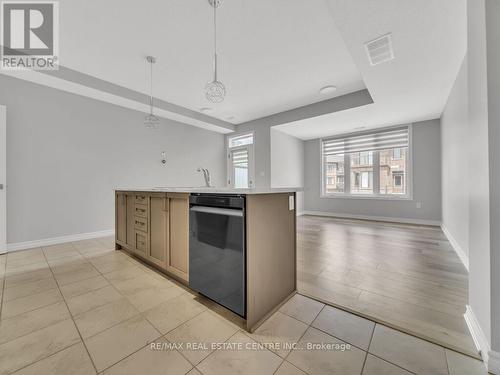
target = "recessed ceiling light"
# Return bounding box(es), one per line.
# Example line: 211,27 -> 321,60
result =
200,107 -> 213,114
319,85 -> 337,95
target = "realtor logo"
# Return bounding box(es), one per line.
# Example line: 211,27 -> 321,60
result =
1,1 -> 59,70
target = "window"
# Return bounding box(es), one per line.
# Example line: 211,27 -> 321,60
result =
323,153 -> 345,193
227,133 -> 254,188
379,148 -> 407,195
393,172 -> 403,187
327,163 -> 337,172
231,149 -> 249,188
360,152 -> 373,165
228,133 -> 253,148
322,127 -> 410,198
361,171 -> 373,188
350,151 -> 373,194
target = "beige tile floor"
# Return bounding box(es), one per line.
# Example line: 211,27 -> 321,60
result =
0,237 -> 489,375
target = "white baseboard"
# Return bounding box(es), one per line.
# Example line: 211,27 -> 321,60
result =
301,210 -> 441,226
441,224 -> 469,271
464,305 -> 492,372
6,229 -> 115,252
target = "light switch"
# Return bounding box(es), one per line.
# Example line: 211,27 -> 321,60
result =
289,195 -> 295,211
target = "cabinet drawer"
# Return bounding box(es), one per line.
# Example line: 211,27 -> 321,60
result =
135,232 -> 148,254
134,216 -> 148,233
135,204 -> 148,218
135,195 -> 148,205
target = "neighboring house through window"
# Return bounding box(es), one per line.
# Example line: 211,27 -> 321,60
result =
321,126 -> 411,198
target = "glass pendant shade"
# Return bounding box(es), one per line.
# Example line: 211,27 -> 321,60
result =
206,0 -> 226,103
205,80 -> 226,103
144,114 -> 160,129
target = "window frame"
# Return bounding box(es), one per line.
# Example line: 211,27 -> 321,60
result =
226,131 -> 255,189
320,125 -> 413,200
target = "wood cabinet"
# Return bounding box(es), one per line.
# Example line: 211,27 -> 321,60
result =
246,193 -> 296,330
149,195 -> 169,269
126,194 -> 135,249
115,193 -> 127,244
115,191 -> 189,283
166,193 -> 189,281
116,190 -> 297,333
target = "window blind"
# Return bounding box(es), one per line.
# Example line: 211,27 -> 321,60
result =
228,133 -> 253,148
232,149 -> 248,168
322,127 -> 409,156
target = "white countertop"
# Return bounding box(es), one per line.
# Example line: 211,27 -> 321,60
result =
114,187 -> 301,195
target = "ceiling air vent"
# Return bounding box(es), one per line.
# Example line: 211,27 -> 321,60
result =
364,33 -> 394,66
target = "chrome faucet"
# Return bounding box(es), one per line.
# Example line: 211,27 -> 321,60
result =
197,168 -> 212,187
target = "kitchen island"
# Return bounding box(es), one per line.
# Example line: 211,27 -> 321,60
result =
114,188 -> 297,332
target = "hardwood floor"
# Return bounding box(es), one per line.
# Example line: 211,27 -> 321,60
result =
296,215 -> 478,358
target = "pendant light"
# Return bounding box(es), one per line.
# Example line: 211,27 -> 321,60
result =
144,56 -> 160,129
205,0 -> 226,103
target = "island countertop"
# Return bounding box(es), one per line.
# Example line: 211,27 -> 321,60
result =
114,187 -> 301,194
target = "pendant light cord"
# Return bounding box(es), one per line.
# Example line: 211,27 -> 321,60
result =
213,2 -> 218,82
149,59 -> 154,114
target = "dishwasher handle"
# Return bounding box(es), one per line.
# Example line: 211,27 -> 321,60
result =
190,205 -> 243,217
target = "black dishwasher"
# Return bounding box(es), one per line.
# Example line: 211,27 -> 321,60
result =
189,193 -> 246,317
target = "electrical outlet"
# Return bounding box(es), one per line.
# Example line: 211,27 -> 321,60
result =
416,202 -> 422,209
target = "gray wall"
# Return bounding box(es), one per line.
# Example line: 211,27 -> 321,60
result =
303,119 -> 442,223
235,89 -> 373,189
270,128 -> 305,213
1,75 -> 225,244
441,58 -> 469,257
485,0 -> 500,353
441,0 -> 500,360
270,129 -> 304,188
467,0 -> 492,349
236,121 -> 272,188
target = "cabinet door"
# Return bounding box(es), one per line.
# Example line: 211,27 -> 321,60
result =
126,194 -> 136,249
149,196 -> 169,268
116,193 -> 127,244
134,231 -> 148,258
167,193 -> 189,281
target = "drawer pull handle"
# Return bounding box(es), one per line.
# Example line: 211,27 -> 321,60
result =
135,221 -> 145,226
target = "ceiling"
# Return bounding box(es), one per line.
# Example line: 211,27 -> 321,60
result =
55,0 -> 363,124
275,0 -> 467,139
1,0 -> 466,138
